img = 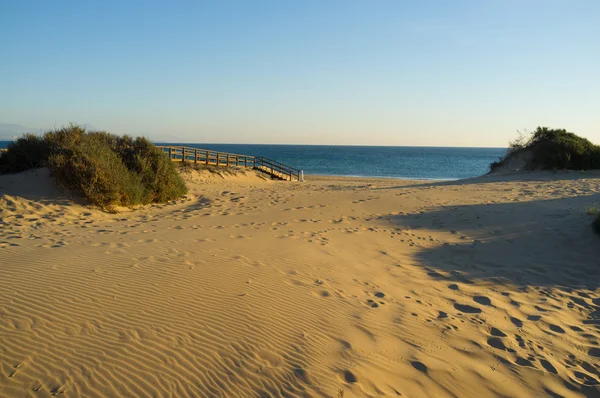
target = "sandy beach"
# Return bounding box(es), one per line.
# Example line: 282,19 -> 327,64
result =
1,167 -> 599,397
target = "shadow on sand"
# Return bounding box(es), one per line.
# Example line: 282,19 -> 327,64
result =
373,170 -> 600,190
0,167 -> 82,206
382,193 -> 600,290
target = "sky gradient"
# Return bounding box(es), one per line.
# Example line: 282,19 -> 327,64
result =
1,1 -> 598,146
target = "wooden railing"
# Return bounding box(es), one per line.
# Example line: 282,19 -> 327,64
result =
157,146 -> 302,181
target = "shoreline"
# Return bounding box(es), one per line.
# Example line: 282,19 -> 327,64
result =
305,172 -> 459,181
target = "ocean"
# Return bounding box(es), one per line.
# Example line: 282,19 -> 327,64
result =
0,141 -> 506,180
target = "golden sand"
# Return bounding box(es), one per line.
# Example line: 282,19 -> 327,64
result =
0,167 -> 599,397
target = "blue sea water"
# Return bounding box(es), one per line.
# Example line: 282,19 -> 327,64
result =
0,141 -> 506,180
158,143 -> 506,180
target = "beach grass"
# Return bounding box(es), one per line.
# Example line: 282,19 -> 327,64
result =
587,203 -> 600,216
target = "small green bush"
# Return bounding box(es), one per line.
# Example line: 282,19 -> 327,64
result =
587,203 -> 600,216
527,127 -> 600,170
491,127 -> 600,172
0,125 -> 187,209
0,133 -> 48,173
47,132 -> 146,207
112,135 -> 187,203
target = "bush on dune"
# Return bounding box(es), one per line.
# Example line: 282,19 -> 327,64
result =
47,131 -> 147,207
0,124 -> 187,209
0,133 -> 48,173
490,127 -> 600,172
526,127 -> 600,170
112,135 -> 187,203
491,127 -> 600,235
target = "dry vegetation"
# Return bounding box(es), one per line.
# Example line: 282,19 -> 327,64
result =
491,127 -> 600,233
0,125 -> 187,210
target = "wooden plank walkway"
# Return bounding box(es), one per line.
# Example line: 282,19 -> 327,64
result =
157,146 -> 303,181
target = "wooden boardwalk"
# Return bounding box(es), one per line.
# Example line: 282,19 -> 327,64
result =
157,146 -> 302,181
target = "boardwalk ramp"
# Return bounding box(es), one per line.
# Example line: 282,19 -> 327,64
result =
157,146 -> 303,181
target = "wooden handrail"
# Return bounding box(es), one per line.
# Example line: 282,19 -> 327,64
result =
259,156 -> 299,172
157,145 -> 256,159
156,145 -> 302,181
258,158 -> 296,175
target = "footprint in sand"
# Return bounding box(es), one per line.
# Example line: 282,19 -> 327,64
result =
515,357 -> 535,368
411,361 -> 428,373
510,317 -> 523,328
549,324 -> 565,333
428,270 -> 444,278
366,299 -> 379,308
313,290 -> 330,298
487,337 -> 514,352
343,370 -> 357,383
490,327 -> 507,337
540,359 -> 558,374
454,303 -> 481,314
473,296 -> 492,306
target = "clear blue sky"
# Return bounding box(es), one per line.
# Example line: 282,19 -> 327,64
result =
1,1 -> 598,146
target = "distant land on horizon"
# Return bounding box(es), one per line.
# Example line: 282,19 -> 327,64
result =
0,123 -> 43,140
0,123 -> 99,140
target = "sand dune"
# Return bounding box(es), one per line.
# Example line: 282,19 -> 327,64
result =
1,168 -> 599,397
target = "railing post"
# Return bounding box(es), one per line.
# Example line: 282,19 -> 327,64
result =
156,146 -> 301,180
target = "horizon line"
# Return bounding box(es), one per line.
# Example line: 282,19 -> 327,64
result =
151,141 -> 508,149
0,136 -> 508,149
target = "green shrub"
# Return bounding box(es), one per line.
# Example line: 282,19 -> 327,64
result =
491,127 -> 600,172
0,133 -> 48,173
112,135 -> 187,203
527,127 -> 600,170
587,203 -> 600,216
0,124 -> 187,209
44,124 -> 87,153
47,131 -> 146,208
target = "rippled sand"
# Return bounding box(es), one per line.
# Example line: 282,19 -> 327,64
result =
1,167 -> 599,397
